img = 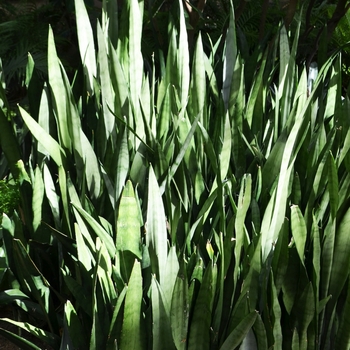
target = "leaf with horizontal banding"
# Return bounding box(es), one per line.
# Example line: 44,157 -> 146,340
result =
74,0 -> 96,92
290,205 -> 307,266
220,311 -> 257,350
120,260 -> 145,350
116,180 -> 142,259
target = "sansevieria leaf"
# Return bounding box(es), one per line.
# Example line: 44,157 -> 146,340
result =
62,300 -> 87,349
1,317 -> 59,348
151,275 -> 176,349
74,0 -> 96,93
220,311 -> 258,350
222,0 -> 237,110
32,165 -> 44,232
47,25 -> 71,151
177,0 -> 190,110
290,205 -> 307,266
147,165 -> 168,282
120,260 -> 145,350
323,208 -> 350,337
171,276 -> 189,350
161,245 -> 179,311
116,180 -> 142,259
71,204 -> 116,257
188,262 -> 217,350
19,106 -> 64,167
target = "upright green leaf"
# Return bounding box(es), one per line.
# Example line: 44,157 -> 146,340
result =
270,271 -> 282,349
115,128 -> 129,202
19,106 -> 64,167
32,165 -> 44,232
295,283 -> 315,350
75,0 -> 97,93
47,26 -> 71,151
190,33 -> 206,119
324,208 -> 350,334
290,205 -> 307,266
36,85 -> 51,162
128,0 -> 144,132
262,121 -> 306,261
75,223 -> 93,272
72,204 -> 116,257
234,174 -> 252,285
146,166 -> 168,282
80,131 -> 102,200
107,286 -> 127,349
151,276 -> 176,350
335,277 -> 350,350
220,311 -> 257,350
327,152 -> 339,220
239,329 -> 258,350
97,22 -> 115,138
62,300 -> 87,349
220,112 -> 232,183
171,276 -> 189,350
222,0 -> 237,110
253,314 -> 268,350
160,113 -> 200,194
116,180 -> 142,259
120,260 -> 145,350
161,246 -> 179,311
177,0 -> 190,110
188,263 -> 217,350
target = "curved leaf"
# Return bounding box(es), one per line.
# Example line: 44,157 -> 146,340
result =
220,311 -> 257,350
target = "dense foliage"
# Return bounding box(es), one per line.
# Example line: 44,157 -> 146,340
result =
1,0 -> 350,349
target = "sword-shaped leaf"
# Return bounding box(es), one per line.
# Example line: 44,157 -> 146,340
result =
151,276 -> 176,349
222,0 -> 237,110
74,0 -> 96,93
0,323 -> 56,350
47,26 -> 71,151
116,180 -> 142,259
120,260 -> 145,350
220,311 -> 257,350
32,165 -> 44,232
188,262 -> 217,350
62,300 -> 87,349
147,165 -> 168,281
290,205 -> 307,266
71,204 -> 115,257
171,276 -> 189,350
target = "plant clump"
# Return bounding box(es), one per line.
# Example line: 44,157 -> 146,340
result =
0,0 -> 350,349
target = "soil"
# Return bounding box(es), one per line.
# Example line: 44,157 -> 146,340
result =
0,334 -> 18,350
